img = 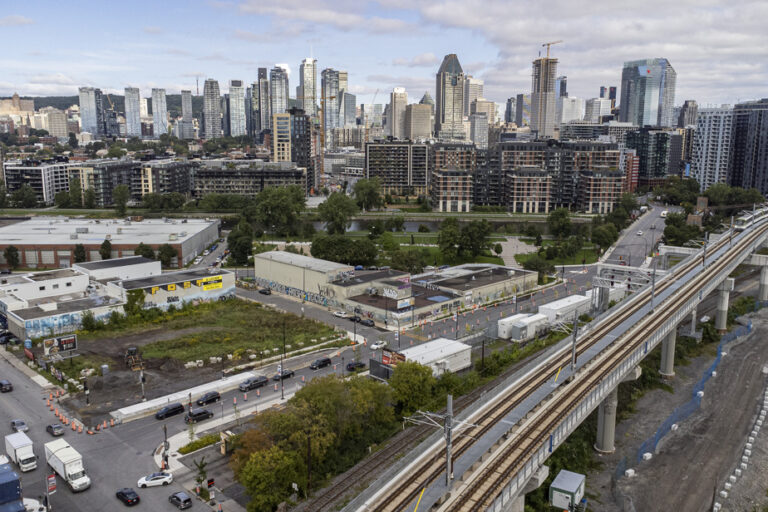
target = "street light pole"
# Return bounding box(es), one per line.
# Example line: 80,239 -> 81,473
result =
281,318 -> 286,401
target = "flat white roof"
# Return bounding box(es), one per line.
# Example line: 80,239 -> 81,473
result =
255,251 -> 352,273
538,294 -> 589,309
399,338 -> 470,364
0,217 -> 217,246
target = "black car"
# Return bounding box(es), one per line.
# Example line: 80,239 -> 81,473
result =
272,369 -> 295,381
184,408 -> 214,424
360,318 -> 375,327
155,403 -> 185,420
116,488 -> 140,506
349,315 -> 362,323
0,333 -> 16,345
258,288 -> 272,295
169,491 -> 193,509
196,391 -> 221,406
346,361 -> 366,372
0,380 -> 12,392
309,357 -> 332,370
239,375 -> 268,392
46,423 -> 65,436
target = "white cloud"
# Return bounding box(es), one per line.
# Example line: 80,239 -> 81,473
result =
392,52 -> 439,68
0,15 -> 33,26
143,26 -> 163,34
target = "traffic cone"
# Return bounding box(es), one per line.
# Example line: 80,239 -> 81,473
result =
110,419 -> 115,427
274,383 -> 278,391
78,425 -> 83,433
243,393 -> 247,401
256,389 -> 260,397
301,375 -> 305,383
71,422 -> 76,431
102,420 -> 107,429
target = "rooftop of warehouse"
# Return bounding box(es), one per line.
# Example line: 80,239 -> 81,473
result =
119,268 -> 232,290
9,293 -> 124,320
255,251 -> 353,273
0,217 -> 218,246
74,256 -> 154,270
414,264 -> 533,291
398,338 -> 470,363
348,284 -> 459,311
333,269 -> 409,287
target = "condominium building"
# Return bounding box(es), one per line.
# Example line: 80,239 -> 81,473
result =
431,168 -> 473,212
728,99 -> 768,196
464,76 -> 484,115
577,169 -> 624,214
180,90 -> 195,139
531,56 -> 558,138
619,58 -> 677,127
193,161 -> 306,197
151,88 -> 168,137
321,69 -> 341,147
584,98 -> 612,123
228,80 -> 246,137
2,160 -> 71,204
515,94 -> 531,127
124,87 -> 142,137
203,79 -> 222,139
505,167 -> 552,213
78,87 -> 104,135
389,87 -> 408,138
365,141 -> 429,196
272,113 -> 291,162
299,58 -> 317,117
270,66 -> 289,116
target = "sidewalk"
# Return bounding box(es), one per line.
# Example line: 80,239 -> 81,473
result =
0,346 -> 57,390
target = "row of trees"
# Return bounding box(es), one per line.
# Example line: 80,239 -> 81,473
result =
437,218 -> 493,261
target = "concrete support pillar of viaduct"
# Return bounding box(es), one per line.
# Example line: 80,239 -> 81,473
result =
715,278 -> 735,334
595,366 -> 642,454
659,330 -> 677,378
507,465 -> 549,512
751,254 -> 768,302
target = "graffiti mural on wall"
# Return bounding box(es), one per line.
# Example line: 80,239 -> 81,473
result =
24,309 -> 117,340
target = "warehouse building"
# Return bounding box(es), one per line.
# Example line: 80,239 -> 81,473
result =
0,216 -> 220,269
254,251 -> 355,304
111,268 -> 236,309
73,256 -> 161,282
413,264 -> 537,305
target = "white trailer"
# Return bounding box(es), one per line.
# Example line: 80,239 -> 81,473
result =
44,440 -> 90,492
5,432 -> 36,472
509,313 -> 549,342
497,313 -> 530,340
538,295 -> 591,323
398,338 -> 471,376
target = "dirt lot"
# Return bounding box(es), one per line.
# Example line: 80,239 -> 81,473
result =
586,307 -> 768,512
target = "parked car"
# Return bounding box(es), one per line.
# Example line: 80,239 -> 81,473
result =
370,340 -> 387,350
137,472 -> 173,488
169,491 -> 193,509
116,488 -> 140,506
155,403 -> 185,420
10,420 -> 28,433
203,250 -> 210,256
196,391 -> 221,406
333,311 -> 347,318
637,230 -> 643,236
0,380 -> 12,393
258,288 -> 272,295
360,319 -> 375,327
349,315 -> 362,323
346,361 -> 366,372
46,424 -> 65,436
309,357 -> 332,370
239,376 -> 268,391
184,408 -> 213,424
272,369 -> 295,381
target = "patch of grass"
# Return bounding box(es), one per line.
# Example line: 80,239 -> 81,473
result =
179,433 -> 219,455
515,249 -> 598,266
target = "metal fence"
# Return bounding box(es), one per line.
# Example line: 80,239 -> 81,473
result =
635,318 -> 754,462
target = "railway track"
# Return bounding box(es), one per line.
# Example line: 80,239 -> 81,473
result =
443,223 -> 768,510
360,229 -> 744,512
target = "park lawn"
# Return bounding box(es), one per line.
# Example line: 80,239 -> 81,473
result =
514,248 -> 599,267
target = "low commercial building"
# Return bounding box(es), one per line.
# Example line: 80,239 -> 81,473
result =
73,256 -> 161,282
0,216 -> 220,269
253,251 -> 354,304
370,338 -> 472,380
413,264 -> 537,306
110,268 -> 236,309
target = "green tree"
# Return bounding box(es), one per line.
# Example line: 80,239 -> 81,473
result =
3,246 -> 20,269
390,249 -> 426,274
239,445 -> 301,511
227,217 -> 255,266
134,242 -> 155,260
353,177 -> 383,211
384,215 -> 405,232
591,224 -> 618,253
99,239 -> 112,260
54,190 -> 71,208
522,254 -> 555,283
107,145 -> 125,158
378,232 -> 400,253
493,243 -> 503,257
618,193 -> 639,214
157,244 -> 178,267
249,186 -> 305,236
547,208 -> 572,239
73,244 -> 87,263
0,178 -> 7,209
389,361 -> 436,416
318,192 -> 358,235
438,218 -> 462,262
124,289 -> 146,316
83,188 -> 96,209
12,184 -> 37,208
69,178 -> 82,208
460,219 -> 492,257
113,184 -> 130,216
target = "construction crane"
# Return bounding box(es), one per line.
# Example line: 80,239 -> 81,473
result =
542,40 -> 563,58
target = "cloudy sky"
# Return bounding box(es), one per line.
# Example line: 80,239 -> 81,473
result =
1,0 -> 766,107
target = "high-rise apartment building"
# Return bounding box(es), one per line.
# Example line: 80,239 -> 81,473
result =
272,113 -> 291,162
78,87 -> 104,135
124,87 -> 141,137
255,68 -> 270,135
389,87 -> 408,138
341,92 -> 357,127
470,113 -> 489,149
365,141 -> 429,196
515,94 -> 531,127
180,90 -> 194,139
321,69 -> 340,147
299,58 -> 317,117
151,88 -> 168,138
202,78 -> 221,140
728,99 -> 768,196
228,80 -> 246,137
270,66 -> 289,116
405,104 -> 432,140
619,58 -> 677,127
625,128 -> 673,187
464,76 -> 484,115
288,107 -> 314,194
531,56 -> 558,138
690,106 -> 732,191
505,97 -> 516,124
471,98 -> 496,125
584,98 -> 612,123
435,54 -> 466,140
678,100 -> 698,128
559,97 -> 584,124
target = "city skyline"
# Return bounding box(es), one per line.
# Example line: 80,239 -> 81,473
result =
0,1 -> 765,107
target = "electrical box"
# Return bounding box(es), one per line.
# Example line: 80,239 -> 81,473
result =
549,469 -> 585,509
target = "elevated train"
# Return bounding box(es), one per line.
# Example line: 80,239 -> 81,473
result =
734,205 -> 768,231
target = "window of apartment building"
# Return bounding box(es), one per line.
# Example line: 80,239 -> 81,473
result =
66,282 -> 72,287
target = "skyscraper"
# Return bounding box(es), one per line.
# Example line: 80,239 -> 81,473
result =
469,113 -> 488,149
405,104 -> 432,140
389,87 -> 408,138
257,68 -> 270,134
559,97 -> 584,124
435,54 -> 466,140
555,76 -> 568,98
515,94 -> 531,127
505,97 -> 516,124
321,69 -> 340,147
678,100 -> 698,128
221,95 -> 230,136
338,71 -> 348,95
691,106 -> 732,191
341,92 -> 357,127
299,58 -> 317,117
471,98 -> 496,125
530,56 -> 558,138
619,58 -> 677,127
464,76 -> 484,115
270,66 -> 289,116
728,99 -> 768,195
124,87 -> 141,137
228,80 -> 246,137
78,87 -> 103,135
151,88 -> 168,137
202,78 -> 221,140
180,90 -> 194,139
585,98 -> 612,123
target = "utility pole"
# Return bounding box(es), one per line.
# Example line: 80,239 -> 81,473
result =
649,258 -> 658,313
569,311 -> 579,381
444,395 -> 453,485
281,318 -> 286,400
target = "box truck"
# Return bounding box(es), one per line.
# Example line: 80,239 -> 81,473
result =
4,433 -> 36,472
43,440 -> 90,492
